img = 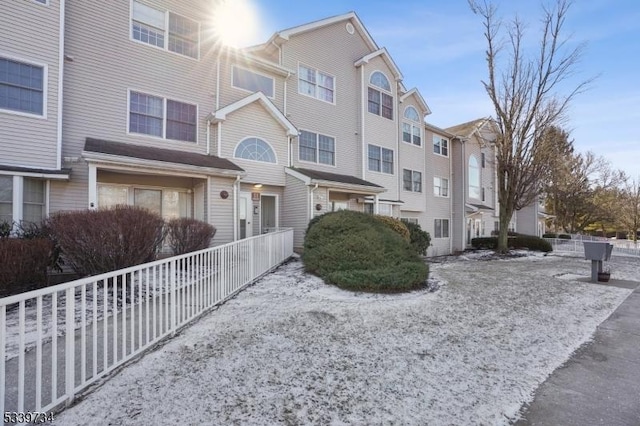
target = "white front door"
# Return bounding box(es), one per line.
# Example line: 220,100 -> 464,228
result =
239,193 -> 253,239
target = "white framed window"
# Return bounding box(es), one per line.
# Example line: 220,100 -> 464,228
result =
331,201 -> 348,212
433,136 -> 448,156
299,130 -> 335,165
298,64 -> 334,103
0,57 -> 46,116
403,169 -> 422,192
378,203 -> 392,216
33,0 -> 49,5
232,66 -> 275,98
402,217 -> 419,225
469,155 -> 481,199
128,90 -> 197,142
368,71 -> 393,120
131,1 -> 199,59
368,144 -> 393,174
433,177 -> 449,197
402,107 -> 422,146
434,218 -> 450,238
234,137 -> 277,163
0,176 -> 47,226
98,184 -> 191,220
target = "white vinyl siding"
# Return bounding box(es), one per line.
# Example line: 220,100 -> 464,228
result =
128,90 -> 197,142
298,64 -> 334,103
299,130 -> 335,166
131,1 -> 199,59
232,66 -> 274,98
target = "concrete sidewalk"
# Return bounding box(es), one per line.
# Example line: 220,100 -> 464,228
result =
516,280 -> 640,425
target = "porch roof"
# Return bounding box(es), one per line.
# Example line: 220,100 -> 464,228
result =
0,164 -> 71,180
83,138 -> 245,174
466,203 -> 495,213
286,167 -> 386,193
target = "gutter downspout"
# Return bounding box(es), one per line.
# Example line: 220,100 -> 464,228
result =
309,183 -> 318,220
449,139 -> 453,254
206,119 -> 211,155
233,175 -> 240,240
215,58 -> 221,110
461,138 -> 467,250
360,66 -> 366,180
217,122 -> 222,158
56,0 -> 65,170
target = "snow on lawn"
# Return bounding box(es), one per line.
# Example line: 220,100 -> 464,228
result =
54,253 -> 634,425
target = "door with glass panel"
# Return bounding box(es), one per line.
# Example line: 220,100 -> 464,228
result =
239,193 -> 253,239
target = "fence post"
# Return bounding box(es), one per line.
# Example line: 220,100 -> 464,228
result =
65,287 -> 75,406
170,259 -> 177,334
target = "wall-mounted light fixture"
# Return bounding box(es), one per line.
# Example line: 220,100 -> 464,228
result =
253,184 -> 263,188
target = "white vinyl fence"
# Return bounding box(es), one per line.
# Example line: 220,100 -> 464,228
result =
545,238 -> 640,257
1,228 -> 293,414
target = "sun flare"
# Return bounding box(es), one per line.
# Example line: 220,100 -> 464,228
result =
212,0 -> 260,47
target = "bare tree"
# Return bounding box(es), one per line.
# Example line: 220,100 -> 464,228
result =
619,177 -> 640,243
469,0 -> 592,252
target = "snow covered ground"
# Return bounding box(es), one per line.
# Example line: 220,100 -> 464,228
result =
53,252 -> 636,425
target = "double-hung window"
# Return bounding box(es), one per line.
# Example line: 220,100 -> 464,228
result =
132,1 -> 199,59
298,65 -> 334,103
299,130 -> 335,165
129,91 -> 197,142
368,144 -> 393,174
0,57 -> 45,116
368,71 -> 393,120
433,136 -> 448,156
0,176 -> 46,226
434,219 -> 450,238
403,169 -> 422,192
402,106 -> 422,146
433,177 -> 449,197
232,66 -> 274,98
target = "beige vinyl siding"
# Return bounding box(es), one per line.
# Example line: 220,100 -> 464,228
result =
361,55 -> 399,200
58,0 -> 224,211
0,0 -> 61,169
450,138 -> 465,252
208,175 -> 235,245
217,57 -> 286,112
283,19 -> 371,179
50,162 -> 89,212
516,204 -> 537,236
219,102 -> 287,186
398,98 -> 426,212
282,173 -> 309,249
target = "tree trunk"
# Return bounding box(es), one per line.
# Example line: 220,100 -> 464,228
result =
497,202 -> 513,253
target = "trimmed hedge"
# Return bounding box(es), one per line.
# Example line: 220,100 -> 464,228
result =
167,218 -> 216,255
471,235 -> 552,252
48,206 -> 166,276
403,221 -> 431,256
542,233 -> 571,240
374,215 -> 410,241
303,210 -> 428,293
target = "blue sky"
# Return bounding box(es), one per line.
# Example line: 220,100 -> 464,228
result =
237,0 -> 639,179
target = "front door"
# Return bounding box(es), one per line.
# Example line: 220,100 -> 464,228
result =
239,193 -> 253,239
260,195 -> 277,233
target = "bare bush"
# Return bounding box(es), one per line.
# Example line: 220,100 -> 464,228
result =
0,238 -> 53,297
48,206 -> 166,276
167,218 -> 216,255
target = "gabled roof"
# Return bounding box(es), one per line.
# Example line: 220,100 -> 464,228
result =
208,92 -> 298,137
285,167 -> 386,193
83,138 -> 244,173
354,48 -> 403,81
247,12 -> 378,54
445,117 -> 497,139
424,122 -> 456,138
400,88 -> 431,116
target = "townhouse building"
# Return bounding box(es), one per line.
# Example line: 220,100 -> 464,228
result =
1,0 -> 68,228
1,2 -> 543,255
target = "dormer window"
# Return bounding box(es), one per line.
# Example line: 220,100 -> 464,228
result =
367,71 -> 393,120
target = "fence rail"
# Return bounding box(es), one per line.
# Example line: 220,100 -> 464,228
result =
1,229 -> 293,414
545,238 -> 640,257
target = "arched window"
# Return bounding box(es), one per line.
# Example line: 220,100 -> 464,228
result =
234,137 -> 277,163
468,155 -> 480,199
368,71 -> 393,120
402,106 -> 422,146
370,71 -> 391,91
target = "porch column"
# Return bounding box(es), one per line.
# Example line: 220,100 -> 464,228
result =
374,194 -> 379,215
12,176 -> 23,229
88,163 -> 97,209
